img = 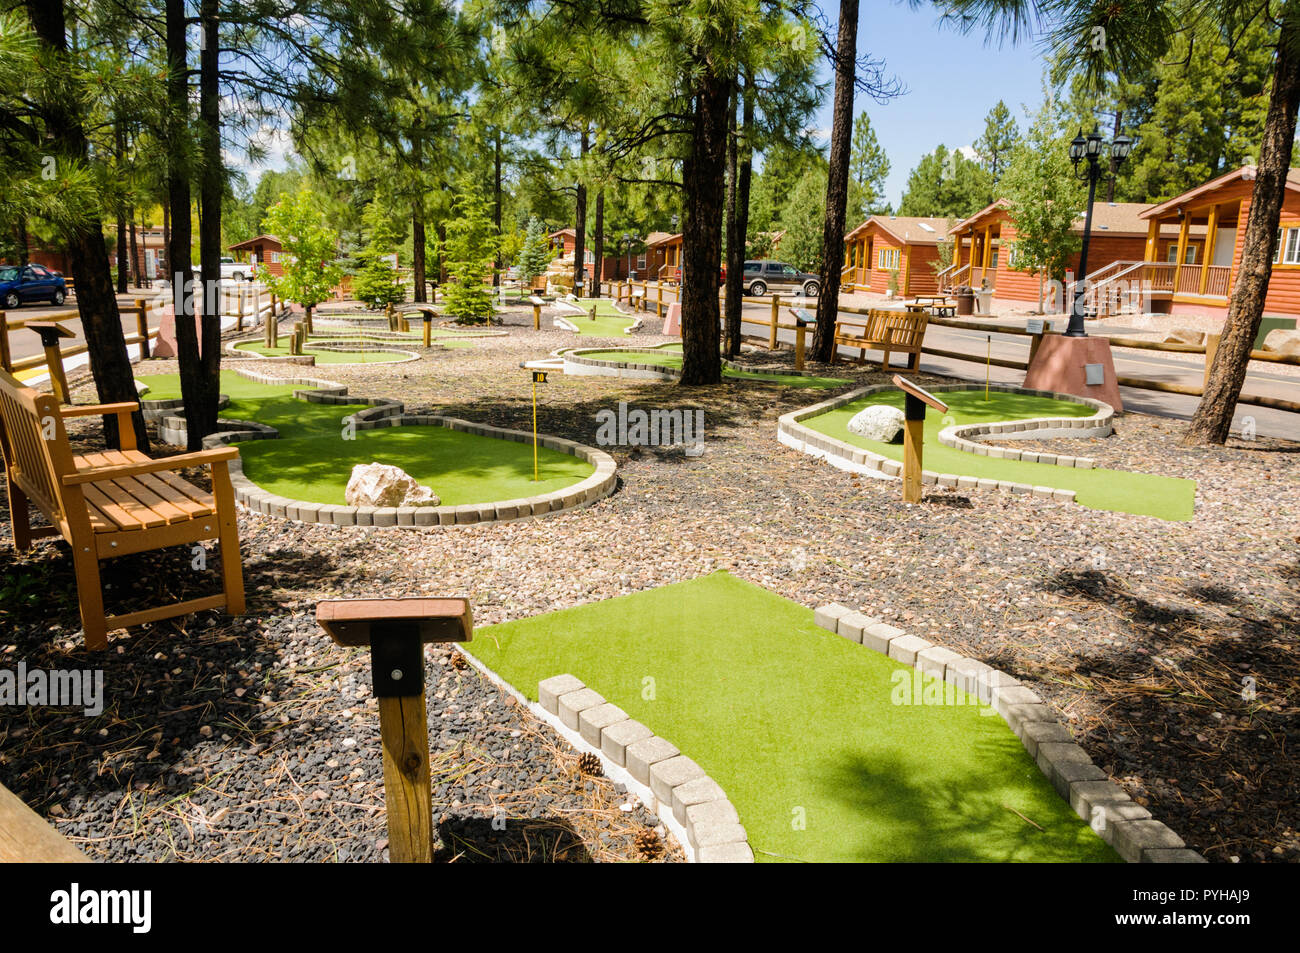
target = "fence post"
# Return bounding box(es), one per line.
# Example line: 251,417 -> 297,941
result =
1203,333 -> 1221,392
135,298 -> 150,359
656,282 -> 663,318
0,312 -> 9,374
769,293 -> 780,349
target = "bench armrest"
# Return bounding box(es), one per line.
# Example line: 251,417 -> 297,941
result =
60,401 -> 141,452
62,446 -> 238,486
59,401 -> 140,418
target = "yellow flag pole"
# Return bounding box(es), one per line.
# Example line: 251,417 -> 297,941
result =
985,334 -> 991,401
532,378 -> 539,482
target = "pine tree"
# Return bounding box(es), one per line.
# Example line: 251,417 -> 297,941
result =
848,112 -> 891,219
440,184 -> 499,324
975,100 -> 1020,186
897,145 -> 992,218
517,216 -> 553,287
353,199 -> 406,308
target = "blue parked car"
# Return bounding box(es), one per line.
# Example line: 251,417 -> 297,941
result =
0,262 -> 68,309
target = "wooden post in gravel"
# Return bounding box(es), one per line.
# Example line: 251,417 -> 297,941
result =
265,307 -> 278,349
135,298 -> 151,359
769,293 -> 781,349
656,282 -> 663,318
316,598 -> 473,864
893,375 -> 948,505
1203,333 -> 1221,392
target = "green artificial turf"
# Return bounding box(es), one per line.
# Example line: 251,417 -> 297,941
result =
136,370 -> 594,505
800,389 -> 1196,521
233,341 -> 408,363
578,345 -> 852,389
469,572 -> 1119,863
560,298 -> 639,336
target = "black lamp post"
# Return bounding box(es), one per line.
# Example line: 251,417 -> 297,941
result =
622,232 -> 632,280
1067,128 -> 1133,336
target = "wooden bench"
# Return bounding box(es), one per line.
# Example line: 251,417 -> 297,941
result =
831,309 -> 928,371
0,369 -> 245,650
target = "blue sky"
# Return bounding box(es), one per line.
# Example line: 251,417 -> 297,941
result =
816,0 -> 1052,207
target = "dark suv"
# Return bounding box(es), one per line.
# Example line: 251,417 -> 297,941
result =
741,260 -> 820,297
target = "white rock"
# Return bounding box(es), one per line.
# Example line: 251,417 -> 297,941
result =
1262,328 -> 1300,356
344,462 -> 441,507
1161,327 -> 1206,346
847,404 -> 906,442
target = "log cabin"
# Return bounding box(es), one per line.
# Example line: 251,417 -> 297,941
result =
841,216 -> 953,297
227,234 -> 284,277
1134,165 -> 1300,318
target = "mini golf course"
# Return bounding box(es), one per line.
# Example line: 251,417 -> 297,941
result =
800,388 -> 1196,521
468,572 -> 1119,863
572,343 -> 853,389
558,298 -> 640,336
136,370 -> 596,506
232,340 -> 412,363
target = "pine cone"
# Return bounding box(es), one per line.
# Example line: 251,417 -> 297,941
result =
634,827 -> 662,859
450,653 -> 468,671
577,751 -> 603,777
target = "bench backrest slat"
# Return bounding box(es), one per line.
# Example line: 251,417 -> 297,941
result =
0,369 -> 73,526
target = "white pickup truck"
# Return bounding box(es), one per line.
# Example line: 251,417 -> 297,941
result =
220,256 -> 256,281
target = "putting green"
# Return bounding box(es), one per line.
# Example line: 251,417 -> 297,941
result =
800,389 -> 1196,521
560,299 -> 639,336
137,371 -> 594,505
469,572 -> 1119,863
578,345 -> 852,389
233,341 -> 409,363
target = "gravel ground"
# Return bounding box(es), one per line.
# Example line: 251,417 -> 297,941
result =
3,308 -> 1297,863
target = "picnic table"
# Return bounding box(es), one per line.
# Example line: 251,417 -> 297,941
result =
910,295 -> 957,317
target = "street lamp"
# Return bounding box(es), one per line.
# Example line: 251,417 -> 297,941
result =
1068,128 -> 1134,337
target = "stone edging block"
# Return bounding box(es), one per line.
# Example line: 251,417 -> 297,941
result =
542,675 -> 753,863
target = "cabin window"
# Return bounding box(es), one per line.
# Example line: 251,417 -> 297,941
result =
1275,227 -> 1300,265
989,250 -> 999,270
270,251 -> 282,263
878,248 -> 899,270
636,253 -> 646,269
1005,242 -> 1019,268
584,249 -> 594,264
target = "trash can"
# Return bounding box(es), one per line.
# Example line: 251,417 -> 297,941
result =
975,288 -> 994,314
955,286 -> 975,316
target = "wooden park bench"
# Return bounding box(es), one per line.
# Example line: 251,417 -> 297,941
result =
831,308 -> 929,371
0,369 -> 245,650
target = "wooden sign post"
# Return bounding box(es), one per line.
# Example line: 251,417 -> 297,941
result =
789,308 -> 815,371
892,375 -> 949,505
529,295 -> 544,330
316,598 -> 473,864
25,323 -> 75,404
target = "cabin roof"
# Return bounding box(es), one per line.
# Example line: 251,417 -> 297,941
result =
847,216 -> 952,245
645,231 -> 681,247
1141,166 -> 1300,219
228,234 -> 280,250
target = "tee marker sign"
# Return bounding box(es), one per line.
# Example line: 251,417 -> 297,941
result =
892,375 -> 948,504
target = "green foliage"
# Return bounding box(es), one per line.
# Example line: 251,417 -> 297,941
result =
440,184 -> 499,324
974,100 -> 1020,185
779,166 -> 829,272
352,199 -> 406,307
517,216 -> 554,283
1000,94 -> 1082,289
849,112 -> 891,220
897,144 -> 993,218
261,190 -> 343,312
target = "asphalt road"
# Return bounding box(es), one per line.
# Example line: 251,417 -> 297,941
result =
726,297 -> 1300,441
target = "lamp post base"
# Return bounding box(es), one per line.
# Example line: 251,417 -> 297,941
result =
1022,334 -> 1124,413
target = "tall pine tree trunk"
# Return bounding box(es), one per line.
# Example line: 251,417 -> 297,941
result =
24,0 -> 146,450
115,120 -> 128,294
573,127 -> 588,295
186,0 -> 223,447
593,190 -> 605,297
679,64 -> 729,385
493,129 -> 503,288
412,132 -> 427,303
812,0 -> 859,362
1184,4 -> 1300,446
164,0 -> 202,450
724,74 -> 754,357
